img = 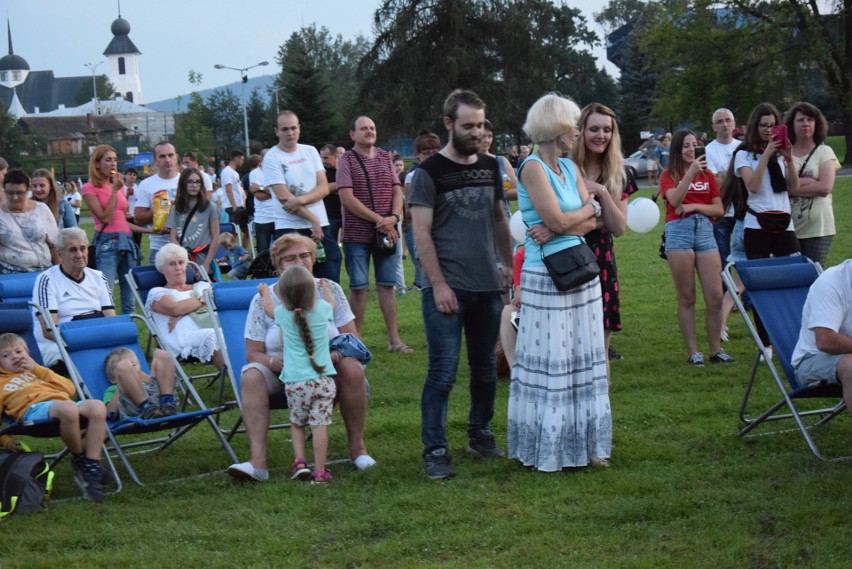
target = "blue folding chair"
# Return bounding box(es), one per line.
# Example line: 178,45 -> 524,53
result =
0,271 -> 42,304
204,279 -> 287,439
722,256 -> 848,461
51,313 -> 238,485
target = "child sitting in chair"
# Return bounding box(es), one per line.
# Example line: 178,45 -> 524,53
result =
218,232 -> 249,280
0,333 -> 112,502
103,348 -> 179,420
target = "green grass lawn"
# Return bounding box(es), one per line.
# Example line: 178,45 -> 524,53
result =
4,180 -> 851,569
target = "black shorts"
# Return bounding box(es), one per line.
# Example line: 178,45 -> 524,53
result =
226,206 -> 249,232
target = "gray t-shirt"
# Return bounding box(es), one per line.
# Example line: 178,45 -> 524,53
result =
166,203 -> 220,250
409,153 -> 504,292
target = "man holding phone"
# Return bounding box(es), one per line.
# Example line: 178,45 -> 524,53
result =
706,108 -> 741,263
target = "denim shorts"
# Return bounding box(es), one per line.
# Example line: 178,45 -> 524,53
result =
664,215 -> 718,254
22,400 -> 83,423
343,241 -> 400,289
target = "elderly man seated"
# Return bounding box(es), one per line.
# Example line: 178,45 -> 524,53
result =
33,227 -> 116,370
791,259 -> 852,415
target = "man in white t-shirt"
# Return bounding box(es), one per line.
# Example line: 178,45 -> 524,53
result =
248,151 -> 275,253
181,151 -> 213,193
791,259 -> 852,416
220,149 -> 249,250
134,142 -> 180,264
705,108 -> 741,264
262,111 -> 330,274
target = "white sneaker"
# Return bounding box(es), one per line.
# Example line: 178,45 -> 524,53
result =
227,461 -> 269,482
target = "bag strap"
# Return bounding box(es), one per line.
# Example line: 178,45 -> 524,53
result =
797,145 -> 819,177
350,151 -> 379,213
178,201 -> 201,247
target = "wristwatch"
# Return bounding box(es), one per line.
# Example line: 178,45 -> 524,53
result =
587,200 -> 602,218
393,214 -> 401,223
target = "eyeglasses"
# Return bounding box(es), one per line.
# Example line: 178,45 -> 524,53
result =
186,179 -> 202,186
280,252 -> 313,263
758,123 -> 777,130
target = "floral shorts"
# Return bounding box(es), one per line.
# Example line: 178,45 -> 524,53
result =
284,376 -> 337,427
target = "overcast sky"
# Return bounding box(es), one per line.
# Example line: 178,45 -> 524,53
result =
5,0 -> 615,104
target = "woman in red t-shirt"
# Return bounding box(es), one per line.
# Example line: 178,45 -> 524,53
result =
660,130 -> 731,367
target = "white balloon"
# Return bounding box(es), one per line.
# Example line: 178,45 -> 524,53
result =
509,210 -> 527,243
627,197 -> 661,234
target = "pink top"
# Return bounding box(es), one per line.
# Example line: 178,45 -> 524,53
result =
82,182 -> 132,233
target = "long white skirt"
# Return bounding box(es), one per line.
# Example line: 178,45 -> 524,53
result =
507,266 -> 612,471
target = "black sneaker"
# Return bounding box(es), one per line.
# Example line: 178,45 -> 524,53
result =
98,464 -> 116,488
467,429 -> 506,459
608,346 -> 624,360
709,350 -> 735,364
423,448 -> 456,480
73,465 -> 105,503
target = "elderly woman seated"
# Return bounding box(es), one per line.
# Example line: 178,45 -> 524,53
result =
145,243 -> 223,368
33,227 -> 116,369
227,233 -> 375,482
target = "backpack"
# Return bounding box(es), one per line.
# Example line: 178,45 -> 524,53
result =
0,450 -> 54,518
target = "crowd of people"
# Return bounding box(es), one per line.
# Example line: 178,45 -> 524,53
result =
0,90 -> 849,503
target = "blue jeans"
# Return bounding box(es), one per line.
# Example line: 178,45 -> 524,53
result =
713,217 -> 736,264
318,220 -> 343,284
254,222 -> 275,254
420,287 -> 503,453
95,232 -> 138,314
403,224 -> 422,287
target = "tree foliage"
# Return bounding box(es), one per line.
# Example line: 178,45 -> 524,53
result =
73,75 -> 117,106
204,89 -> 243,155
173,71 -> 213,161
271,25 -> 369,145
357,0 -> 614,143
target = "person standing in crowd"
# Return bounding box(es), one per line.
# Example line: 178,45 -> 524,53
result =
262,111 -> 331,277
220,149 -> 249,251
166,167 -> 220,278
123,167 -> 143,250
246,151 -> 274,254
64,180 -> 82,224
785,102 -> 839,266
660,130 -> 731,367
572,103 -> 638,378
410,89 -> 513,480
81,145 -> 139,315
337,116 -> 410,352
640,134 -> 660,185
182,151 -> 214,194
705,108 -> 741,265
319,143 -> 344,283
404,131 -> 442,292
509,93 -> 611,471
30,168 -> 76,229
135,142 -> 181,264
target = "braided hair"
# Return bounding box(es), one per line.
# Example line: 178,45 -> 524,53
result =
277,265 -> 326,374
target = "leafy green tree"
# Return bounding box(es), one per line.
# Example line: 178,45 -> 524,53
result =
358,0 -> 611,142
173,70 -> 214,159
0,102 -> 38,163
203,89 -> 242,155
73,75 -> 117,105
246,87 -> 267,147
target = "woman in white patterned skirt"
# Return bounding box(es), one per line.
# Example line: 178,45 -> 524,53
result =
507,93 -> 612,471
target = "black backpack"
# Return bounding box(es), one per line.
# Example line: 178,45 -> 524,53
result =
0,450 -> 53,518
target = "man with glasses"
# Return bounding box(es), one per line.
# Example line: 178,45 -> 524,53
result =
706,108 -> 741,264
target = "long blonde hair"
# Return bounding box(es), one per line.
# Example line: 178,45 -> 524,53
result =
572,103 -> 625,200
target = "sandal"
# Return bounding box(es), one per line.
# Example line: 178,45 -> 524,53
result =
388,343 -> 414,353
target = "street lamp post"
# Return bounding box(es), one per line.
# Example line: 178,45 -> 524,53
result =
214,60 -> 269,156
84,61 -> 104,114
272,86 -> 285,114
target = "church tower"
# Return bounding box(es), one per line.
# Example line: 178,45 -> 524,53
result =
103,7 -> 142,104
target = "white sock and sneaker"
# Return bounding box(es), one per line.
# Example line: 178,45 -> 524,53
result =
227,454 -> 375,481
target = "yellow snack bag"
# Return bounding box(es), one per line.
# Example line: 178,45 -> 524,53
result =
152,189 -> 172,232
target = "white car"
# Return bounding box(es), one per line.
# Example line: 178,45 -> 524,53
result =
624,150 -> 651,179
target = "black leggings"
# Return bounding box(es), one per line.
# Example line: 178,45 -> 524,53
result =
744,228 -> 800,344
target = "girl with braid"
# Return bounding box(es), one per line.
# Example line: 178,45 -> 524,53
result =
260,264 -> 337,484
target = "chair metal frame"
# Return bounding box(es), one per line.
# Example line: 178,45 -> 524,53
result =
48,313 -> 238,486
722,256 -> 849,461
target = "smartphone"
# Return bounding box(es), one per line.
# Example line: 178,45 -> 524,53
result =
695,147 -> 705,160
771,125 -> 790,150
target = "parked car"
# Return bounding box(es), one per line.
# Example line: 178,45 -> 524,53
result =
625,150 -> 650,179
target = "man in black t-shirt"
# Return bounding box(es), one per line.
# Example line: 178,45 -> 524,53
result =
410,89 -> 513,480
